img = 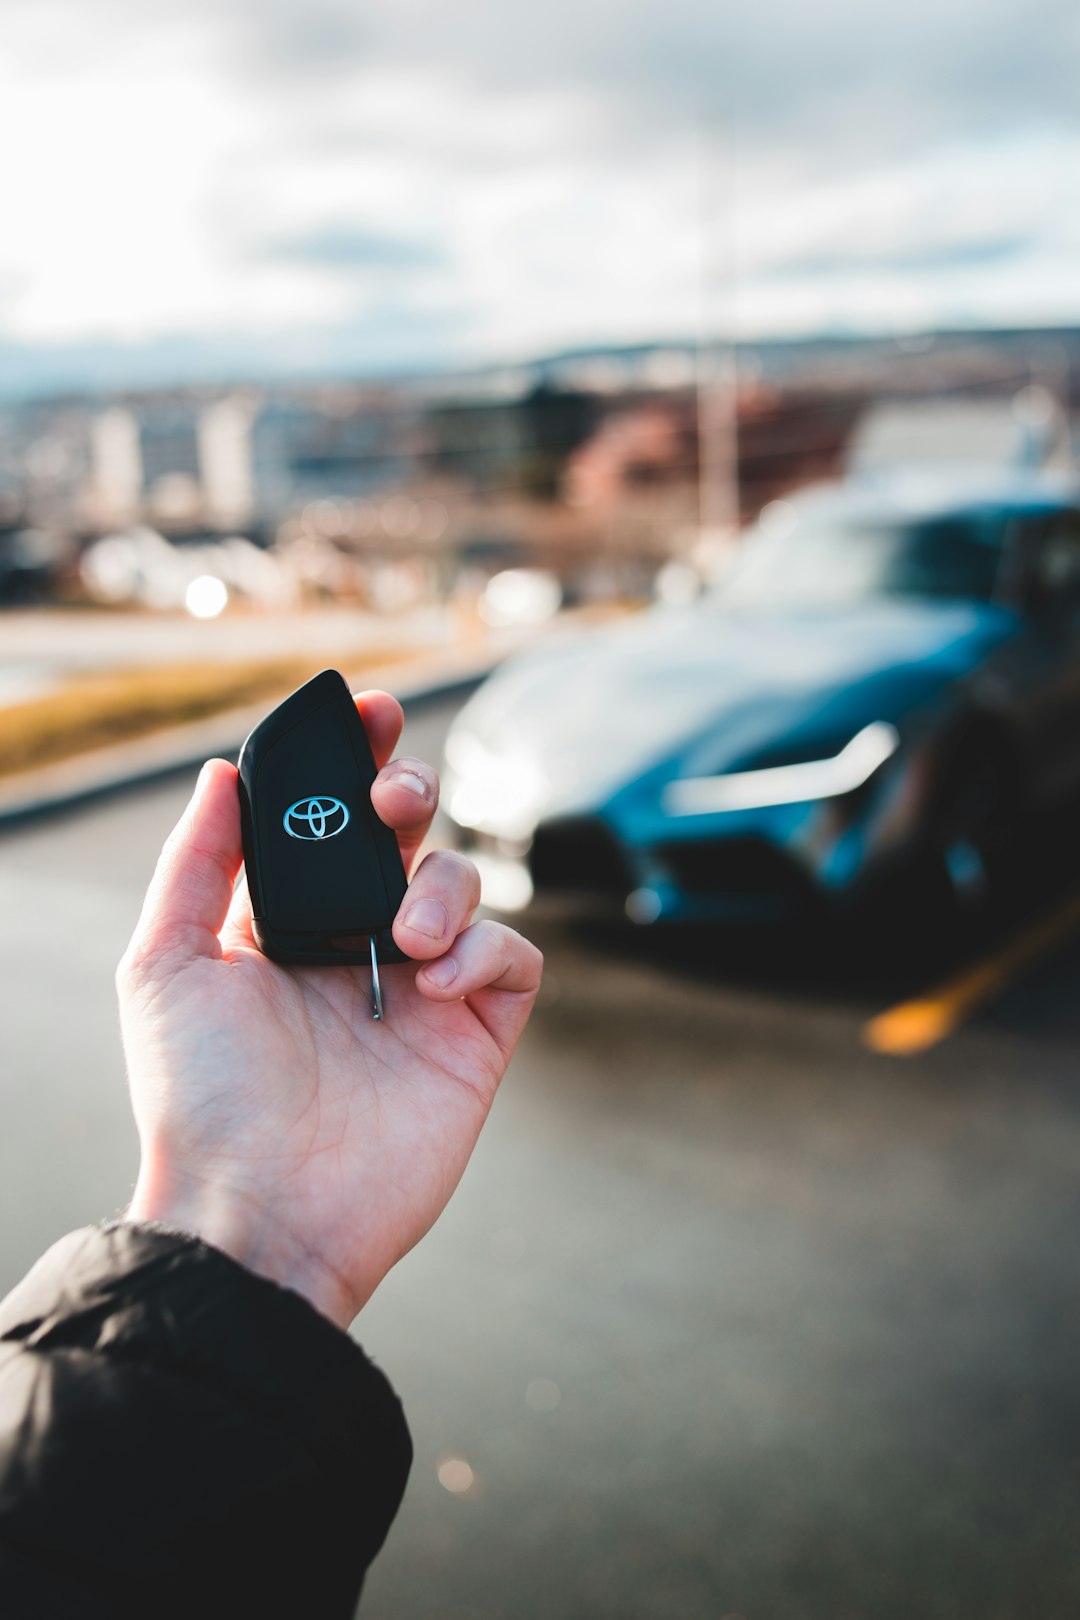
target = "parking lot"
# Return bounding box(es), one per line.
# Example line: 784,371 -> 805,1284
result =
2,696 -> 1080,1619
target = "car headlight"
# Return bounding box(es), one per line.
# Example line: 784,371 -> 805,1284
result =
446,732 -> 550,839
662,721 -> 900,815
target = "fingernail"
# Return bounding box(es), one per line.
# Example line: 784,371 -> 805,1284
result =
403,899 -> 448,940
424,956 -> 458,988
393,771 -> 429,800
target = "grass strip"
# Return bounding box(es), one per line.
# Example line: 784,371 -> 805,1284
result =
0,648 -> 412,780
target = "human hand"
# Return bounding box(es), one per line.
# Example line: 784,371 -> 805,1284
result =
118,690 -> 542,1329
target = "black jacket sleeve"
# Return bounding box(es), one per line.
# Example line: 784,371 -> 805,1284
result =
0,1223 -> 412,1620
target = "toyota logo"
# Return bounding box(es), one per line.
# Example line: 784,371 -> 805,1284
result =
282,796 -> 351,840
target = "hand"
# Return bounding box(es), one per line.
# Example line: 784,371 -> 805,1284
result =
118,690 -> 542,1329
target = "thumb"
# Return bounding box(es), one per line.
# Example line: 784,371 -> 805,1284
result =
125,759 -> 243,970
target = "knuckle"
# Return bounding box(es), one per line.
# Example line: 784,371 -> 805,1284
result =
514,928 -> 543,963
501,927 -> 544,983
426,847 -> 478,889
475,917 -> 507,953
115,943 -> 148,992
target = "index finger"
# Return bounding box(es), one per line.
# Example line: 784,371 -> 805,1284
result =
356,689 -> 436,872
353,689 -> 404,768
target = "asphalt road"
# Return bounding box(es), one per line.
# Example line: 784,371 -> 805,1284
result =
2,696 -> 1080,1620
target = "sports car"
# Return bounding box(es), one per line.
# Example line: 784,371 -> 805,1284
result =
442,475 -> 1080,926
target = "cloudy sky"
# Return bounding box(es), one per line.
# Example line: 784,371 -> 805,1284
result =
1,0 -> 1078,392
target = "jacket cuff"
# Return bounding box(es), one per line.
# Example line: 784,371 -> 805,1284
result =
0,1220 -> 411,1481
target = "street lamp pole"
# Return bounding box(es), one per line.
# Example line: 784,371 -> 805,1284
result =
696,115 -> 740,549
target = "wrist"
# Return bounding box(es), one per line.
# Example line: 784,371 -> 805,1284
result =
127,1163 -> 357,1331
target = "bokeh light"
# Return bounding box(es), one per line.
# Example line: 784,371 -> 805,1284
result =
184,574 -> 228,619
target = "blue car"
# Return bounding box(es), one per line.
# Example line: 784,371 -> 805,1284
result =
442,476 -> 1080,926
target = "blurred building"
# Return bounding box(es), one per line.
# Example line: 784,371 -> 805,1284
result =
424,383 -> 598,499
250,390 -> 415,516
848,391 -> 1072,480
91,408 -> 142,521
0,324 -> 1076,608
197,396 -> 256,526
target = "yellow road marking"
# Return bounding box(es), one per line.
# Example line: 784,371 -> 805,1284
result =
863,888 -> 1080,1057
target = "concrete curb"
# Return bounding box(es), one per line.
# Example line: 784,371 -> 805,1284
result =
0,660 -> 492,833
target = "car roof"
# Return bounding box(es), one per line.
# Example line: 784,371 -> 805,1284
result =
778,472 -> 1080,527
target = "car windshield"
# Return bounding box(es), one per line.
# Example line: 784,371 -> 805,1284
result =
716,510 -> 1009,609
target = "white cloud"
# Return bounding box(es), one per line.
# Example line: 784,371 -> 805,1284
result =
0,0 -> 1076,384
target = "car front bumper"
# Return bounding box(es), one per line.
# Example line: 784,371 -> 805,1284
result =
448,742 -> 931,925
454,811 -> 826,926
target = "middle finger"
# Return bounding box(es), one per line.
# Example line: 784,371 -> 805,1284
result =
392,848 -> 482,961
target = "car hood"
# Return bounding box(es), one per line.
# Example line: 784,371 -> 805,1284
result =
448,597 -> 1019,820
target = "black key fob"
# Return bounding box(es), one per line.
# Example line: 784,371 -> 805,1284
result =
237,669 -> 410,971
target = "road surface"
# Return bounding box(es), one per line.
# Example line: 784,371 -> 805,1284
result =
2,696 -> 1080,1619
